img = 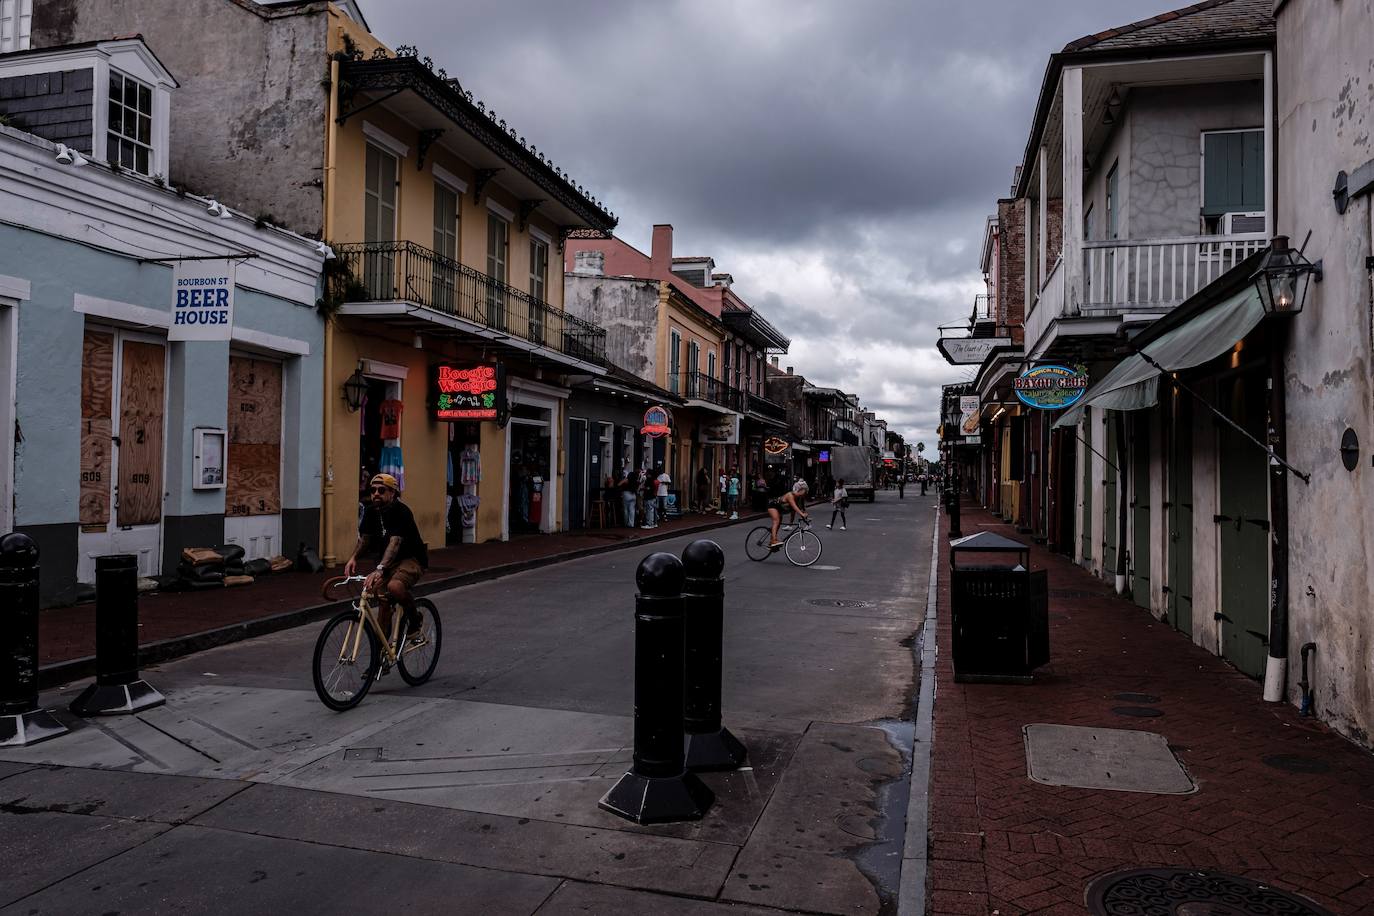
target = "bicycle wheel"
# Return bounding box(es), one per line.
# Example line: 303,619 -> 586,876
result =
785,529 -> 823,567
312,610 -> 379,711
398,598 -> 442,686
745,526 -> 775,561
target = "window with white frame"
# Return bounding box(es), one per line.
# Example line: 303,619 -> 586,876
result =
0,0 -> 31,53
1202,128 -> 1265,233
107,70 -> 154,174
529,237 -> 549,302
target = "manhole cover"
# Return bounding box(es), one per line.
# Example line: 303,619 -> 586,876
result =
808,598 -> 873,608
1112,706 -> 1164,718
1263,754 -> 1331,774
1114,692 -> 1161,704
1086,867 -> 1334,915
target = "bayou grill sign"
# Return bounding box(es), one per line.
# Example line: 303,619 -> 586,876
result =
432,363 -> 505,421
641,405 -> 672,438
1014,364 -> 1089,410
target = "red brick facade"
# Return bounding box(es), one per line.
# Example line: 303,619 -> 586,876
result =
995,198 -> 1026,345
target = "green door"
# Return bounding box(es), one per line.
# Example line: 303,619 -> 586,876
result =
1103,413 -> 1118,575
1167,394 -> 1193,635
1217,373 -> 1269,678
1131,412 -> 1151,609
1080,415 -> 1093,562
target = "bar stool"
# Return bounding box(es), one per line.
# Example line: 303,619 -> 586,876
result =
589,496 -> 610,529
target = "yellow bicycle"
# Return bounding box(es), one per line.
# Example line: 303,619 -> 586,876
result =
311,575 -> 442,711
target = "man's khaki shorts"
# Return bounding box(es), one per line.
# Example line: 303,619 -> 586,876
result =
388,558 -> 423,591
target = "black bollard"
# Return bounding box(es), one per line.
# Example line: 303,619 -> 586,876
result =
599,552 -> 714,824
0,533 -> 67,747
70,555 -> 164,716
681,539 -> 747,771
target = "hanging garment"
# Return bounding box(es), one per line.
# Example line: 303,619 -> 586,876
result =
446,494 -> 453,533
379,444 -> 405,492
447,449 -> 454,487
379,399 -> 404,439
459,493 -> 480,529
460,446 -> 482,485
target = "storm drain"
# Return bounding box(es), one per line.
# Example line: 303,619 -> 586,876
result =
808,598 -> 874,608
1025,724 -> 1195,794
1085,867 -> 1334,915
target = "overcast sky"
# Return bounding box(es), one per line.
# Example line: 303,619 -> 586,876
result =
365,0 -> 1172,448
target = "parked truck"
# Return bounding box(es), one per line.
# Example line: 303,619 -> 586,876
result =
828,445 -> 875,502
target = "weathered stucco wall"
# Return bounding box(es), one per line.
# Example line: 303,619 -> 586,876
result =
1128,83 -> 1264,239
1277,0 -> 1374,746
563,275 -> 659,378
31,0 -> 330,235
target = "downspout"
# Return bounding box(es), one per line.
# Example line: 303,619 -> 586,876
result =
1263,325 -> 1290,702
1115,413 -> 1128,595
321,57 -> 340,567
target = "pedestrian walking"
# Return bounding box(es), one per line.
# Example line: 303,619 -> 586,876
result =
639,467 -> 656,528
618,466 -> 637,530
655,464 -> 672,523
728,469 -> 740,519
717,470 -> 729,515
827,479 -> 849,530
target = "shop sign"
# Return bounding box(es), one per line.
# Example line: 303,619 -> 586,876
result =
937,336 -> 1014,365
169,260 -> 235,341
1014,364 -> 1089,410
699,414 -> 739,445
959,396 -> 980,436
642,404 -> 672,438
818,449 -> 830,462
432,362 -> 505,421
763,436 -> 789,455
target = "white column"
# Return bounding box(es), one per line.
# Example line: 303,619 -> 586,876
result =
1062,66 -> 1085,315
1263,50 -> 1275,237
1037,145 -> 1049,288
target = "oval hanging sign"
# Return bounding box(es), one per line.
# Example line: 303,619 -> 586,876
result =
763,436 -> 789,455
1014,364 -> 1089,410
641,404 -> 672,438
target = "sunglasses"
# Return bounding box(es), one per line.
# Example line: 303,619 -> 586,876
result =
369,486 -> 390,494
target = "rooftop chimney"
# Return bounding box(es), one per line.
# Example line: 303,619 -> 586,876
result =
771,356 -> 780,367
572,250 -> 605,276
786,366 -> 794,375
651,224 -> 673,273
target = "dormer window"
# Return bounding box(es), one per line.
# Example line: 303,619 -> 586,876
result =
108,71 -> 153,174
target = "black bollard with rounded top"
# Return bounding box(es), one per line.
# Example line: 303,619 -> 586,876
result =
70,554 -> 164,716
599,552 -> 714,824
681,539 -> 747,771
0,533 -> 68,747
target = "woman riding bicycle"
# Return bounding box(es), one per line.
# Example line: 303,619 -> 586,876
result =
767,478 -> 809,550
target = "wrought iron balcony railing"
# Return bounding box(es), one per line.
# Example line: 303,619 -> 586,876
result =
744,390 -> 788,423
680,371 -> 743,411
333,240 -> 607,364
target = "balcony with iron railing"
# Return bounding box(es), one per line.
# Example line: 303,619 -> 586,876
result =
743,390 -> 788,423
680,371 -> 743,411
332,240 -> 607,365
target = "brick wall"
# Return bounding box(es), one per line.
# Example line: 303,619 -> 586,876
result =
996,198 -> 1026,345
0,68 -> 94,152
1045,197 -> 1064,267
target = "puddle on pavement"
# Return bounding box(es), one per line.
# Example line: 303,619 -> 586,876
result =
849,718 -> 914,915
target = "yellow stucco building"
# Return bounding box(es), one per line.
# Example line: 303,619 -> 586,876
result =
319,17 -> 617,563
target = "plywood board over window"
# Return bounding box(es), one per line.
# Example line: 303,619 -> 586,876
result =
116,340 -> 165,527
226,356 -> 282,517
79,329 -> 114,528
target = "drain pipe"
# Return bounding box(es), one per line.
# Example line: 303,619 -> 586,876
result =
1114,413 -> 1129,596
1298,642 -> 1317,716
1263,326 -> 1291,703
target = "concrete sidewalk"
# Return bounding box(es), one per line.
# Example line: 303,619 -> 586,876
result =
38,509 -> 763,685
925,501 -> 1374,915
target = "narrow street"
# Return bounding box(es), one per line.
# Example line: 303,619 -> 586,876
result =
0,492 -> 936,915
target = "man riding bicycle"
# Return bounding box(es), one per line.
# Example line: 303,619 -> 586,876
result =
344,473 -> 426,638
767,478 -> 809,550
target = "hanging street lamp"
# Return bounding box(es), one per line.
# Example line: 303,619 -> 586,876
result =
1253,235 -> 1322,316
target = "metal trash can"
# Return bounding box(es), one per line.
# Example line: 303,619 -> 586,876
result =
948,532 -> 1048,683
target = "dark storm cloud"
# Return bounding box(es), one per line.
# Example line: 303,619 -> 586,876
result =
363,0 -> 1177,443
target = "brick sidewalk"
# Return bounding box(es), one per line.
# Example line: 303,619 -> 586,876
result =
927,501 -> 1374,915
39,510 -> 760,668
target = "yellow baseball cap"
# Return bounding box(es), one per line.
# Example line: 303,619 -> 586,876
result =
369,473 -> 400,492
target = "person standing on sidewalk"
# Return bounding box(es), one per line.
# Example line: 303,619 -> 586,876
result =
717,469 -> 729,515
695,467 -> 710,514
827,479 -> 849,530
617,466 -> 637,530
639,467 -> 656,529
655,464 -> 672,524
728,469 -> 741,520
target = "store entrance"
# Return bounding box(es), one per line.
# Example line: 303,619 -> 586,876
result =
359,376 -> 402,503
509,419 -> 550,535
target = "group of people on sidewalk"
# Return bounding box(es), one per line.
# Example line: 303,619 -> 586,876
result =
613,464 -> 674,530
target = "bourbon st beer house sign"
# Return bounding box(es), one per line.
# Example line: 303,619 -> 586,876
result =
170,260 -> 235,341
1014,364 -> 1089,410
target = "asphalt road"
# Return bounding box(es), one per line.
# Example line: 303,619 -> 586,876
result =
1,489 -> 937,916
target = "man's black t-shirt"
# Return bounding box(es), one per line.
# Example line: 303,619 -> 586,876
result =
359,499 -> 424,566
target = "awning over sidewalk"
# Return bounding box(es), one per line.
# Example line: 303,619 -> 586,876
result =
1055,285 -> 1264,428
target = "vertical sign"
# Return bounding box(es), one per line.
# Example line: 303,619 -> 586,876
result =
170,260 -> 235,341
959,396 -> 980,437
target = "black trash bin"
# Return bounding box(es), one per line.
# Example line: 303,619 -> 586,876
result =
948,532 -> 1048,683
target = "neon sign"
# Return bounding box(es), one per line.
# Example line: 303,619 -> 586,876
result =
432,363 -> 504,421
763,436 -> 789,455
641,405 -> 671,438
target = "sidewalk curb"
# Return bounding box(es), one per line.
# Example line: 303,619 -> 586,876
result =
38,513 -> 763,690
897,504 -> 940,916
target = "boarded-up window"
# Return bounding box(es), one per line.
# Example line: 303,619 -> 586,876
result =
226,356 -> 282,517
116,340 -> 165,527
79,329 -> 114,528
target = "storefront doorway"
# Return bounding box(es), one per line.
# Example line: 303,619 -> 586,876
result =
359,375 -> 403,500
508,416 -> 551,535
77,326 -> 167,580
224,354 -> 283,560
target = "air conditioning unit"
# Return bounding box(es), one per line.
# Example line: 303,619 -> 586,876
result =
1221,212 -> 1266,235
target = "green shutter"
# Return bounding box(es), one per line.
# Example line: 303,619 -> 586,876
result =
1203,130 -> 1264,217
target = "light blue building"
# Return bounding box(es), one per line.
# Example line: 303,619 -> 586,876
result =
0,39 -> 326,604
